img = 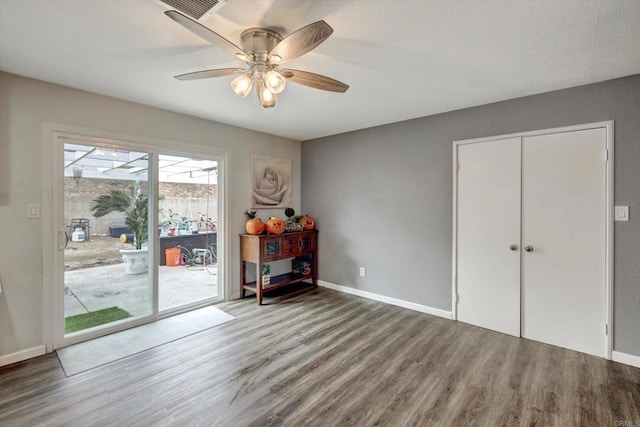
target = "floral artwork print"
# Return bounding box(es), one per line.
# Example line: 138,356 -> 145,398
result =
251,155 -> 292,208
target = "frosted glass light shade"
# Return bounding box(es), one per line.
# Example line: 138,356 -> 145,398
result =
258,80 -> 277,108
230,74 -> 253,98
264,70 -> 286,94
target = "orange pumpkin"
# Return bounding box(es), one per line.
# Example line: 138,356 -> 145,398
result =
266,217 -> 286,234
245,218 -> 266,235
298,215 -> 315,231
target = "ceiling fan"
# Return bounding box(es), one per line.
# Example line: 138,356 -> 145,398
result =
165,10 -> 349,108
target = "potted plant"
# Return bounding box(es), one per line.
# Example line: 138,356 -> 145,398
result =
262,263 -> 271,286
91,181 -> 149,275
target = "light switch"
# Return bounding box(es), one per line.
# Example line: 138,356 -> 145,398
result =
27,203 -> 40,219
615,206 -> 629,221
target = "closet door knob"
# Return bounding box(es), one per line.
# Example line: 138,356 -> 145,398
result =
509,244 -> 518,251
524,245 -> 534,253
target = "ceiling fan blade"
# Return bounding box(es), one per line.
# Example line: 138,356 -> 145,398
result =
165,10 -> 251,62
280,69 -> 349,93
269,20 -> 333,64
175,68 -> 245,80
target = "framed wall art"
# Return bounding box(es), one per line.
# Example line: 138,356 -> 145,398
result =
251,154 -> 292,208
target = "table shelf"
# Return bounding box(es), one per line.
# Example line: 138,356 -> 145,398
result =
243,273 -> 314,293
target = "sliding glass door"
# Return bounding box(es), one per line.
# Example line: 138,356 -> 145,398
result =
62,142 -> 152,335
55,134 -> 225,346
157,154 -> 220,312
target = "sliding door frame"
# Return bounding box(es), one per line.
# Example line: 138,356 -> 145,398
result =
42,123 -> 229,351
156,148 -> 224,316
452,120 -> 614,359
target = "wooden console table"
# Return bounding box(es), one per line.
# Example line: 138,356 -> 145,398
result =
240,230 -> 318,304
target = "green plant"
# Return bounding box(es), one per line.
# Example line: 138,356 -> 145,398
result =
262,264 -> 271,276
91,181 -> 148,250
244,210 -> 257,219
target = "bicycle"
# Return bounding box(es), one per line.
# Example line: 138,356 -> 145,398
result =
206,243 -> 217,266
197,212 -> 217,232
161,209 -> 190,232
175,245 -> 217,275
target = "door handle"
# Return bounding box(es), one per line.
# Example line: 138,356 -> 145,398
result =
509,244 -> 518,251
58,230 -> 68,250
524,245 -> 534,253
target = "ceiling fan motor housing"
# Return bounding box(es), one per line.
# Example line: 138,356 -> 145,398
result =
240,28 -> 283,64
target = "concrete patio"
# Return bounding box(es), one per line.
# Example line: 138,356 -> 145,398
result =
64,263 -> 219,318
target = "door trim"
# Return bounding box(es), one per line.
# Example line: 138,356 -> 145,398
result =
452,121 -> 614,359
42,122 -> 230,351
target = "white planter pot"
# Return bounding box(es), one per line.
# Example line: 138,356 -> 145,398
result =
120,248 -> 148,275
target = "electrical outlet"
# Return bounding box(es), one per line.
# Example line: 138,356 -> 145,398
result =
359,267 -> 366,277
615,206 -> 629,221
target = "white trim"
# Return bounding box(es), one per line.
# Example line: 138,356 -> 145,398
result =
612,351 -> 640,369
219,151 -> 230,307
0,345 -> 46,367
451,147 -> 458,320
41,125 -> 56,352
452,121 -> 615,147
319,280 -> 453,320
605,123 -> 614,360
452,121 -> 614,359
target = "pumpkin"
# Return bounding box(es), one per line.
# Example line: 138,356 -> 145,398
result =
246,218 -> 266,235
266,217 -> 286,234
298,215 -> 315,231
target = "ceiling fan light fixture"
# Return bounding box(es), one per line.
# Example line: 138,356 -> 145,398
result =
264,70 -> 286,94
230,73 -> 253,98
257,80 -> 277,108
166,12 -> 349,108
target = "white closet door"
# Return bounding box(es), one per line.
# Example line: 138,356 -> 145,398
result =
456,138 -> 521,337
521,128 -> 607,357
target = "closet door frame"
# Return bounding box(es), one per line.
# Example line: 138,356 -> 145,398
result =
452,121 -> 614,359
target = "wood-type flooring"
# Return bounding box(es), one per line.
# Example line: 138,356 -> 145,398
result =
1,287 -> 639,426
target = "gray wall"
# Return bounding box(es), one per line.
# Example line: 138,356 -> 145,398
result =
302,74 -> 640,357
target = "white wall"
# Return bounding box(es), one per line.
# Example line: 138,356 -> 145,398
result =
0,72 -> 301,360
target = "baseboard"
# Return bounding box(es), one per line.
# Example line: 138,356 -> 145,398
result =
319,280 -> 453,320
0,345 -> 47,368
612,351 -> 640,368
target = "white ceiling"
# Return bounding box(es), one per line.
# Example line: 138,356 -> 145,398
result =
1,0 -> 639,141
